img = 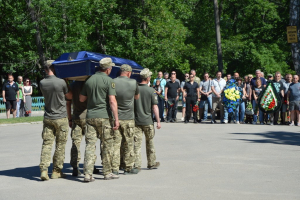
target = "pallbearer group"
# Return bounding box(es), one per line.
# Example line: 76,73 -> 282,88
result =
39,58 -> 161,182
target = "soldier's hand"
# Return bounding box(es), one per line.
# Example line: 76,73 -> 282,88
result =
156,122 -> 161,129
113,120 -> 120,130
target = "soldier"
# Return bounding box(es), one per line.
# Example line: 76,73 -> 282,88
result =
66,80 -> 99,176
79,57 -> 119,182
112,64 -> 140,175
39,60 -> 72,181
134,68 -> 161,170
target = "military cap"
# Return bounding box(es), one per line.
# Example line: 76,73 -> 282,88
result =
267,74 -> 273,77
120,64 -> 132,72
45,60 -> 55,67
140,68 -> 152,78
100,57 -> 115,69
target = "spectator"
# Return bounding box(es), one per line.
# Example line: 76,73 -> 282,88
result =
153,79 -> 162,121
251,69 -> 267,89
244,75 -> 253,124
282,74 -> 292,124
163,72 -> 170,117
226,74 -> 232,81
181,73 -> 189,121
23,78 -> 32,117
183,74 -> 200,123
211,71 -> 226,123
165,74 -> 180,123
287,75 -> 300,126
199,72 -> 212,122
164,72 -> 170,82
261,72 -> 267,82
235,77 -> 246,124
234,72 -> 239,80
252,78 -> 264,125
153,71 -> 166,122
170,71 -> 181,85
170,71 -> 181,120
2,74 -> 20,119
190,69 -> 201,85
16,76 -> 25,117
224,74 -> 232,123
269,72 -> 284,125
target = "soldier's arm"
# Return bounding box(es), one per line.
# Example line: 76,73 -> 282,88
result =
109,95 -> 119,130
152,104 -> 161,129
134,82 -> 140,100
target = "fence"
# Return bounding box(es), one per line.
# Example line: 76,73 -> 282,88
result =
0,97 -> 45,113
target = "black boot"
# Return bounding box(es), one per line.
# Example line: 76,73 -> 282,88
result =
193,119 -> 197,123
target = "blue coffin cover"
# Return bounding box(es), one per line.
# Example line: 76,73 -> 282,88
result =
52,51 -> 143,81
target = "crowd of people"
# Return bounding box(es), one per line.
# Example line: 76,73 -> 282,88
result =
2,75 -> 32,118
152,69 -> 300,126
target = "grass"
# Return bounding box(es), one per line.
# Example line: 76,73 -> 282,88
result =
0,116 -> 43,124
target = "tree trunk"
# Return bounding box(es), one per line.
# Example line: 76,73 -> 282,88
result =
26,0 -> 45,69
290,0 -> 300,74
213,0 -> 223,73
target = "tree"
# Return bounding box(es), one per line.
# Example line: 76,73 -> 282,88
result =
289,0 -> 300,74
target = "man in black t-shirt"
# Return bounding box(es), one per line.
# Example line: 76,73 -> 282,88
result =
183,74 -> 200,123
164,74 -> 180,122
2,74 -> 19,119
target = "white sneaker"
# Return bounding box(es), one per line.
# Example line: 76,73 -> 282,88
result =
181,117 -> 184,121
224,120 -> 228,124
235,121 -> 240,124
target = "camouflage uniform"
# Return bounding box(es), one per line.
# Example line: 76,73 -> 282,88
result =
112,120 -> 135,172
70,119 -> 97,168
39,117 -> 69,172
84,118 -> 114,176
134,125 -> 156,168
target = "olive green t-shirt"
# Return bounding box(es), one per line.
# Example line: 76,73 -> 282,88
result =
114,76 -> 139,120
134,84 -> 158,126
70,81 -> 87,119
81,72 -> 116,119
40,75 -> 68,119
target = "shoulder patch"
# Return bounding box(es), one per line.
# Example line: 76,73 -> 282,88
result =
111,82 -> 115,89
155,96 -> 158,101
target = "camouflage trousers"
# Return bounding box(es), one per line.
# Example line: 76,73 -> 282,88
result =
112,120 -> 135,172
39,117 -> 69,172
134,125 -> 156,168
70,119 -> 97,168
84,118 -> 114,176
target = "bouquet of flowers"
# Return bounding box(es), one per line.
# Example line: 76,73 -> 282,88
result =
192,101 -> 199,112
222,79 -> 241,113
245,101 -> 254,115
258,81 -> 282,113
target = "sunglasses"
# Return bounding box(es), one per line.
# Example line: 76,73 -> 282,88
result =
26,81 -> 29,82
185,75 -> 189,77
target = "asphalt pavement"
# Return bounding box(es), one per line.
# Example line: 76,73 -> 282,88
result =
0,120 -> 299,200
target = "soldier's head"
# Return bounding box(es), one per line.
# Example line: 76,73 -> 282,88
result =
99,57 -> 115,75
140,68 -> 152,83
44,60 -> 55,75
120,64 -> 132,78
7,74 -> 14,83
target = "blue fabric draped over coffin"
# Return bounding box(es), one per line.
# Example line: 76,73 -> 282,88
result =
52,51 -> 143,81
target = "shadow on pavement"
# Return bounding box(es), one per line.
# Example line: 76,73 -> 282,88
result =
231,131 -> 300,146
0,163 -> 82,181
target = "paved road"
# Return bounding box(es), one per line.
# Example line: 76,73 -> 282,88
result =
0,121 -> 299,200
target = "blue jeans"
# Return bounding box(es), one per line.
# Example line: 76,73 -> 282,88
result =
199,97 -> 212,120
252,100 -> 264,123
235,101 -> 245,122
224,108 -> 228,121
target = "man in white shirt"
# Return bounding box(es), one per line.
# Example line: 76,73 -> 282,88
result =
211,71 -> 226,123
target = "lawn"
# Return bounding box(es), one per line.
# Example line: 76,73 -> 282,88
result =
0,116 -> 43,124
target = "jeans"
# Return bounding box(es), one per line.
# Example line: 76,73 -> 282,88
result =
235,101 -> 245,122
252,100 -> 264,123
16,99 -> 24,118
167,98 -> 178,121
224,108 -> 228,121
199,97 -> 212,120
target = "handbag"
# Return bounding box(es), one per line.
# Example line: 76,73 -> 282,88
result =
245,101 -> 254,115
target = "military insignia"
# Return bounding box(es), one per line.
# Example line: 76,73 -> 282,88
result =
155,96 -> 158,101
111,82 -> 115,89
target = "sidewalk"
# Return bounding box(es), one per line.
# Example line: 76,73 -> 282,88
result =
0,111 -> 44,119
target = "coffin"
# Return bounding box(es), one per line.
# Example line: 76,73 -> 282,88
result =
52,51 -> 143,81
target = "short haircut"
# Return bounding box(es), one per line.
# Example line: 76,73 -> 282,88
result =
227,73 -> 231,76
275,71 -> 281,75
204,72 -> 209,76
8,74 -> 13,78
216,71 -> 222,75
255,69 -> 261,73
164,72 -> 169,76
190,69 -> 196,73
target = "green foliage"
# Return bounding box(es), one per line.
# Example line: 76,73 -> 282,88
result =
0,0 -> 294,83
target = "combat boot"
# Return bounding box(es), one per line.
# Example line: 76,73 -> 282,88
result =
147,162 -> 160,169
83,174 -> 95,182
51,170 -> 67,179
72,168 -> 82,177
40,171 -> 49,181
104,173 -> 119,180
124,168 -> 139,175
93,166 -> 100,174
